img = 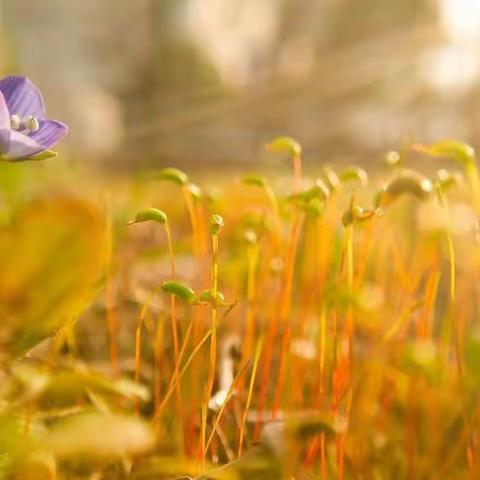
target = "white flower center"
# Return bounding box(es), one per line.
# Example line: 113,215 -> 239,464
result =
25,116 -> 40,132
10,114 -> 21,130
10,114 -> 40,133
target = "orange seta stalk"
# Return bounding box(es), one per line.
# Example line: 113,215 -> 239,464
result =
134,295 -> 153,416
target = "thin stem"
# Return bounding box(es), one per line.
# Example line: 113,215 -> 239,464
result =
134,295 -> 152,416
202,233 -> 220,460
243,240 -> 259,364
104,192 -> 119,377
153,322 -> 205,425
205,360 -> 250,453
238,338 -> 263,457
293,153 -> 302,193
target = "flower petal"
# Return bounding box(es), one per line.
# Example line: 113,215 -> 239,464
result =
0,92 -> 11,154
0,129 -> 10,155
6,130 -> 44,161
0,91 -> 10,130
0,76 -> 46,119
29,119 -> 68,149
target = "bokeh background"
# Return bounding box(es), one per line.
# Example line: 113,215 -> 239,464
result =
1,0 -> 479,169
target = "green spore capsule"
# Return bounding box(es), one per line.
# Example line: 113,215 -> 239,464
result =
342,208 -> 355,227
161,281 -> 197,304
155,167 -> 188,186
322,167 -> 340,192
376,171 -> 433,208
244,229 -> 258,244
128,208 -> 167,225
241,174 -> 267,188
436,169 -> 463,191
385,150 -> 401,167
342,203 -> 375,227
307,197 -> 325,217
339,166 -> 368,185
186,182 -> 202,199
198,289 -> 226,306
266,136 -> 301,157
210,214 -> 224,236
414,140 -> 475,168
313,178 -> 330,199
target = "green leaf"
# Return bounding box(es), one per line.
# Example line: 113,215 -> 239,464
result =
155,167 -> 188,186
0,150 -> 58,163
266,136 -> 301,157
129,208 -> 167,225
25,150 -> 58,162
46,412 -> 154,458
161,281 -> 197,304
0,196 -> 105,360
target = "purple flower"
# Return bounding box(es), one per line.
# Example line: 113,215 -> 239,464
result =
0,76 -> 68,161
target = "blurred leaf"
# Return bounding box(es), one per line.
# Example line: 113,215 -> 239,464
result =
403,341 -> 439,381
131,456 -> 240,479
289,414 -> 347,439
46,411 -> 154,458
0,196 -> 105,360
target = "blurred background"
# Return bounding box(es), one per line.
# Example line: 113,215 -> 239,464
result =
1,0 -> 480,170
